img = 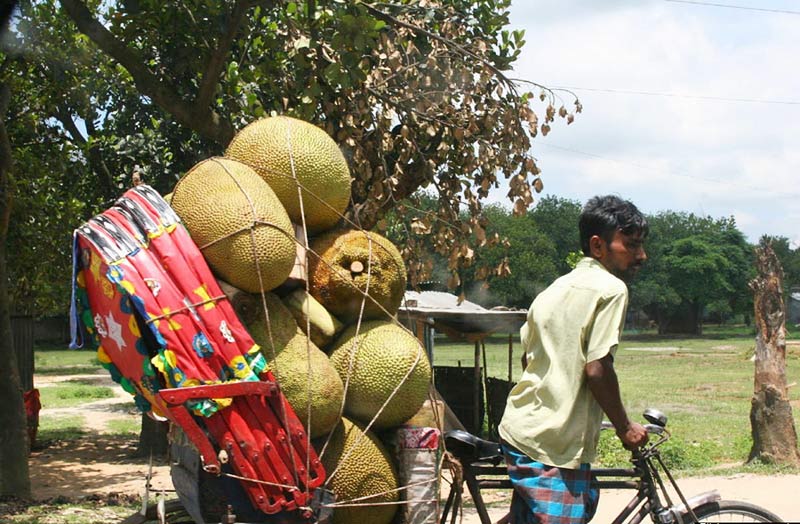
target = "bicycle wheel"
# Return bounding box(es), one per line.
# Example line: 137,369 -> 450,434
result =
690,500 -> 783,523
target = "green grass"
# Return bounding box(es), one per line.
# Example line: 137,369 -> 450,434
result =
39,381 -> 116,409
36,414 -> 86,442
104,418 -> 140,436
432,324 -> 800,474
0,497 -> 139,524
35,347 -> 102,375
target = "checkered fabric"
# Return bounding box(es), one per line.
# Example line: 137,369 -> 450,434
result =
502,443 -> 599,524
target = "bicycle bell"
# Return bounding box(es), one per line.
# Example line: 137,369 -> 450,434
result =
643,408 -> 667,427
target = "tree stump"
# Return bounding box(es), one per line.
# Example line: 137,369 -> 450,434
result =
748,242 -> 800,465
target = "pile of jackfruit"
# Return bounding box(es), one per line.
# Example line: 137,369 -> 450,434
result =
166,116 -> 433,524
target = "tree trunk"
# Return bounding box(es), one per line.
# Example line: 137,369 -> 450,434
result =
0,81 -> 31,497
748,242 -> 800,466
663,305 -> 698,334
0,241 -> 31,497
692,301 -> 703,335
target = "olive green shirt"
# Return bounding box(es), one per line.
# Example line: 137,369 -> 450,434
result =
498,257 -> 629,468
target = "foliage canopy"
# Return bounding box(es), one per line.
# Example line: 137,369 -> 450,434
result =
52,0 -> 579,291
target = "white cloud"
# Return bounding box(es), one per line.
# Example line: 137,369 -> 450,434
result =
502,0 -> 800,243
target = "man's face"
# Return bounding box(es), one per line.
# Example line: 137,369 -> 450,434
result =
591,229 -> 647,281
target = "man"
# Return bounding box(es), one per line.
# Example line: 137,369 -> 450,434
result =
498,195 -> 650,524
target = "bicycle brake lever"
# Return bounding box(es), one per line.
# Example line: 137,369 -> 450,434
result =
644,424 -> 665,435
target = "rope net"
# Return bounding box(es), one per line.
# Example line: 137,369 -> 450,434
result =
73,116 -> 452,523
172,116 -> 443,524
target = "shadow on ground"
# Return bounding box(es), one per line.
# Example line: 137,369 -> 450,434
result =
29,434 -> 172,499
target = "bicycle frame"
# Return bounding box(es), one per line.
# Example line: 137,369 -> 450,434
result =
441,433 -> 721,524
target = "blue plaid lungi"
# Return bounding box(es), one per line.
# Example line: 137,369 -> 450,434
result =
501,443 -> 599,524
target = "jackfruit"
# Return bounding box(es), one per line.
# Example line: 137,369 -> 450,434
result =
268,333 -> 344,438
317,417 -> 399,524
328,320 -> 431,429
225,116 -> 351,234
242,291 -> 298,359
308,230 -> 406,323
170,157 -> 295,293
283,288 -> 343,349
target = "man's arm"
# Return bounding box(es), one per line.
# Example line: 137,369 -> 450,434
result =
585,354 -> 648,450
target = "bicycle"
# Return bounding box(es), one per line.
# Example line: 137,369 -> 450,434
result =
440,408 -> 783,523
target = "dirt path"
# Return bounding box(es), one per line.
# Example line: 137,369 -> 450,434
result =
29,434 -> 173,500
455,472 -> 800,523
31,371 -> 173,500
37,373 -> 139,433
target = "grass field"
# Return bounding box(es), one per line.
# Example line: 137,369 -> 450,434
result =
30,323 -> 800,474
433,324 -> 800,473
34,345 -> 102,376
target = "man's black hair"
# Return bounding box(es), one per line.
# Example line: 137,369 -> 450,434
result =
579,195 -> 648,256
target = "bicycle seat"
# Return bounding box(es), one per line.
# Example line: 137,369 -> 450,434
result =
444,430 -> 504,465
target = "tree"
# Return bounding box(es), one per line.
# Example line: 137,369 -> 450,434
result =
630,212 -> 753,334
661,236 -> 734,334
58,0 -> 578,286
2,0 -> 576,490
528,195 -> 581,275
748,240 -> 800,466
764,235 -> 800,299
464,204 -> 558,308
2,1 -> 190,317
0,43 -> 32,501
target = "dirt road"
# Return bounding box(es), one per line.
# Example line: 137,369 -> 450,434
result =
455,472 -> 798,523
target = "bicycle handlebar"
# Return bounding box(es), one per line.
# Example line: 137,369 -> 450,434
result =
600,421 -> 665,435
644,423 -> 665,435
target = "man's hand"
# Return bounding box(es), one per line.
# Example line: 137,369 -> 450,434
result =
616,421 -> 649,451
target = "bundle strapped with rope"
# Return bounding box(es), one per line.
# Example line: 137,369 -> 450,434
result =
70,185 -> 325,519
70,116 -> 457,524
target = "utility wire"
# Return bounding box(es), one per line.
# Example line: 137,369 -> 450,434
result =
537,142 -> 800,200
665,0 -> 800,15
550,86 -> 800,106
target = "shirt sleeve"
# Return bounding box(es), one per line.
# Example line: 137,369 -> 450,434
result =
520,320 -> 531,349
585,289 -> 628,363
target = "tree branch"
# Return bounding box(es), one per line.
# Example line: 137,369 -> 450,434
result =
196,0 -> 250,109
358,1 -> 517,95
54,106 -> 86,144
59,0 -> 235,145
55,106 -> 117,197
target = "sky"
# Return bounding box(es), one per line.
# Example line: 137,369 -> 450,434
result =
499,0 -> 800,246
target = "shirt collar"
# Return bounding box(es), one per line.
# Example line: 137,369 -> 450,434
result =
576,257 -> 609,273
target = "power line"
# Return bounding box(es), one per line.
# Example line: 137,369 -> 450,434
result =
550,86 -> 800,106
664,0 -> 800,15
537,142 -> 800,200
